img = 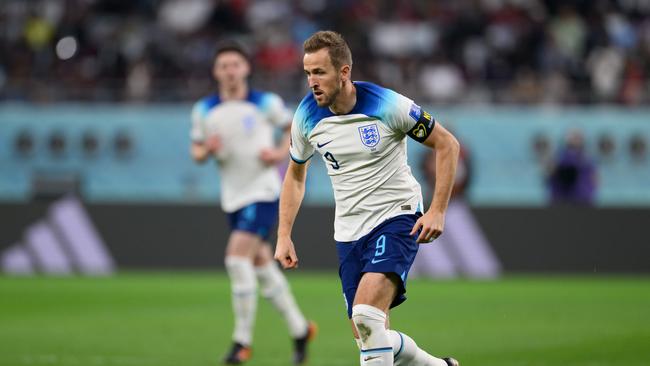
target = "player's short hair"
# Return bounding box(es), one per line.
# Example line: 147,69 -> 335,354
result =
213,40 -> 251,64
303,31 -> 353,70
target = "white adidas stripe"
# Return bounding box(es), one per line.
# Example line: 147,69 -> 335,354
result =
1,195 -> 114,276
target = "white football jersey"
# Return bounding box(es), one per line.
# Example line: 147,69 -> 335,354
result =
191,90 -> 290,212
290,81 -> 436,242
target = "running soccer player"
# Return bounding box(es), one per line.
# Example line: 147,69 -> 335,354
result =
275,31 -> 460,366
191,41 -> 316,365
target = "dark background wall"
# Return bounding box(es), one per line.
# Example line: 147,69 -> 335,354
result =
1,203 -> 648,272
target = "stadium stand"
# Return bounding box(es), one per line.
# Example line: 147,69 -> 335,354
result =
1,0 -> 649,104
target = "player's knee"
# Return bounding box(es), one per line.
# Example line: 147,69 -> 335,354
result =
225,256 -> 257,292
351,304 -> 387,343
255,262 -> 288,298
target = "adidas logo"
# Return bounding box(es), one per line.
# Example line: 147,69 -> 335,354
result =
1,195 -> 114,276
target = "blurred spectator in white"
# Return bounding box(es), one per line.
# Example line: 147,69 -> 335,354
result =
370,22 -> 437,58
420,55 -> 465,103
158,0 -> 214,34
587,46 -> 625,101
126,58 -> 152,102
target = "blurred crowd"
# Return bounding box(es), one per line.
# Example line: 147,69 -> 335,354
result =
2,0 -> 650,104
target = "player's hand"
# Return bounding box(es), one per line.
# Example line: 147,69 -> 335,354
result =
205,135 -> 222,153
410,210 -> 445,243
259,148 -> 285,166
274,236 -> 299,269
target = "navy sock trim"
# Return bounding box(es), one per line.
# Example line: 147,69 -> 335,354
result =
360,347 -> 393,355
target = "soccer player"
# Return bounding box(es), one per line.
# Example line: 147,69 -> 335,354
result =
274,31 -> 461,366
190,42 -> 316,365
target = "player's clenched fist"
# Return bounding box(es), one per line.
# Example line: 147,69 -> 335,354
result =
275,236 -> 299,269
410,210 -> 445,243
205,134 -> 222,153
259,147 -> 284,166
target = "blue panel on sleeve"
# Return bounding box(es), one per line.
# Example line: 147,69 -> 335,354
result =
247,89 -> 265,107
349,81 -> 400,126
293,82 -> 401,137
294,93 -> 334,138
197,94 -> 221,119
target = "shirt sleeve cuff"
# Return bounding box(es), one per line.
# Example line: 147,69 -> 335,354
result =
289,151 -> 312,164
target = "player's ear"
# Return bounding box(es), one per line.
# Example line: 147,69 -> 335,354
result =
340,64 -> 351,82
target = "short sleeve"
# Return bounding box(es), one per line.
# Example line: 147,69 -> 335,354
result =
386,92 -> 436,143
288,114 -> 314,164
190,101 -> 206,142
263,93 -> 292,128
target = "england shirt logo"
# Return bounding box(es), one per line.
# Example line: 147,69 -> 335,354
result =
358,124 -> 380,148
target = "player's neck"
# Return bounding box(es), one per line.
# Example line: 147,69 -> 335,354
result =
329,81 -> 356,115
219,83 -> 249,101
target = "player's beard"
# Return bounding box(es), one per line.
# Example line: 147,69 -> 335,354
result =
315,76 -> 342,107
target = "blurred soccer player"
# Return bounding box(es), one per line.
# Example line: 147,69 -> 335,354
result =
190,42 -> 316,365
275,31 -> 460,366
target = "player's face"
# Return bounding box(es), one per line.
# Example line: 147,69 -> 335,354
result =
213,51 -> 250,89
303,48 -> 343,107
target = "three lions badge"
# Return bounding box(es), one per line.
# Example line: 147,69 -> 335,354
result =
358,124 -> 380,148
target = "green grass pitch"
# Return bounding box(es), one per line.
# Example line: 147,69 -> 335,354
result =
1,273 -> 649,366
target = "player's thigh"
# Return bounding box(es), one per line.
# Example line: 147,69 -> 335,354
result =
353,272 -> 400,314
253,243 -> 274,267
226,230 -> 263,259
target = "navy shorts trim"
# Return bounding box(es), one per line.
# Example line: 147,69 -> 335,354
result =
336,214 -> 421,318
227,200 -> 278,241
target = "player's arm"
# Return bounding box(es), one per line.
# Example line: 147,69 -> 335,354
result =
260,125 -> 291,165
275,159 -> 309,269
190,101 -> 223,163
410,122 -> 459,243
191,142 -> 210,163
190,135 -> 222,163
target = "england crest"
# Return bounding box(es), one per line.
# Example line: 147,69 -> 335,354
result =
358,124 -> 380,148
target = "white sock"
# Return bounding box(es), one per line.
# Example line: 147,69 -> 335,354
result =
255,261 -> 308,338
354,337 -> 364,365
352,304 -> 393,366
388,329 -> 447,366
225,256 -> 258,346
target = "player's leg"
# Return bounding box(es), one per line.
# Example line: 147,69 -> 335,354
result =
253,244 -> 316,364
351,272 -> 398,366
223,230 -> 262,364
254,244 -> 310,338
351,215 -> 458,366
351,273 -> 456,366
387,330 -> 458,366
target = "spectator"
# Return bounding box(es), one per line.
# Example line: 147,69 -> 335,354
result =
1,0 -> 649,104
547,130 -> 597,205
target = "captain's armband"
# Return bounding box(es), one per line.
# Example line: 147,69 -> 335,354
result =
406,107 -> 436,143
